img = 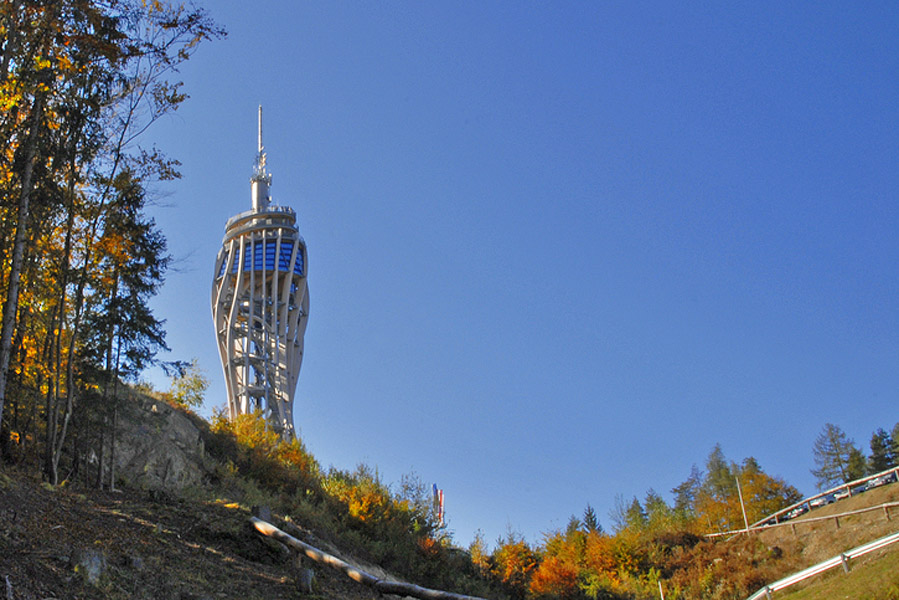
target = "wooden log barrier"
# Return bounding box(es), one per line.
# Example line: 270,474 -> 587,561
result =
250,517 -> 489,600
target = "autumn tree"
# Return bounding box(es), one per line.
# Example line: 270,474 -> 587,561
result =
0,1 -> 221,477
529,525 -> 583,600
692,447 -> 800,532
491,531 -> 537,600
735,457 -> 801,524
469,531 -> 492,577
165,358 -> 209,409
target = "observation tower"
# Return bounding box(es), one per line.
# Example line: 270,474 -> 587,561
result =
210,107 -> 309,437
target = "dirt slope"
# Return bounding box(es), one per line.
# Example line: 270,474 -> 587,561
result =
0,470 -> 381,600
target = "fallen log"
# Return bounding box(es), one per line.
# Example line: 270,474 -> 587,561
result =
250,516 -> 489,600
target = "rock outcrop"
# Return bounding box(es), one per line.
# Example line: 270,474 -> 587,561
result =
112,394 -> 206,491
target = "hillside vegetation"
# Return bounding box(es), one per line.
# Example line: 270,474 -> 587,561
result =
3,392 -> 898,600
1,3 -> 897,598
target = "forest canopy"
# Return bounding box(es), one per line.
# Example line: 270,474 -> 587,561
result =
0,0 -> 222,483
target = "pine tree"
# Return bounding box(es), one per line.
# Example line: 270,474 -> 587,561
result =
892,423 -> 899,464
625,497 -> 647,530
704,444 -> 735,499
847,446 -> 868,481
869,428 -> 895,473
582,503 -> 601,534
811,423 -> 864,489
672,464 -> 702,519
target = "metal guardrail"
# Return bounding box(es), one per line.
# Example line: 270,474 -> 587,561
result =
748,466 -> 899,529
745,529 -> 899,599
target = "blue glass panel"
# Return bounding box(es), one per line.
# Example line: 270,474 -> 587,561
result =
217,251 -> 228,277
223,241 -> 302,274
253,241 -> 264,270
265,240 -> 276,270
278,241 -> 293,271
294,249 -> 304,276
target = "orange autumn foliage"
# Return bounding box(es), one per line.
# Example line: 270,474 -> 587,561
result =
529,555 -> 579,599
492,536 -> 538,599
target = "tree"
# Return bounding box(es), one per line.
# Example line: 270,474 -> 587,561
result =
672,464 -> 702,520
625,497 -> 647,530
531,522 -> 589,600
847,446 -> 868,481
703,444 -> 735,498
693,445 -> 737,532
0,0 -> 222,476
893,423 -> 899,464
165,358 -> 209,409
811,423 -> 865,489
735,457 -> 802,524
491,531 -> 537,600
643,489 -> 673,532
869,428 -> 895,473
468,531 -> 491,576
692,449 -> 800,532
583,503 -> 602,534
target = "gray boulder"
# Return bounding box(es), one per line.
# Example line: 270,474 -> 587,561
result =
112,394 -> 206,491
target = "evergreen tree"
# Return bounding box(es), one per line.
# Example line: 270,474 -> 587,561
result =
811,423 -> 864,489
847,446 -> 868,481
582,503 -> 601,534
703,444 -> 735,499
893,423 -> 899,464
869,428 -> 895,473
644,488 -> 673,531
672,464 -> 702,519
625,497 -> 647,530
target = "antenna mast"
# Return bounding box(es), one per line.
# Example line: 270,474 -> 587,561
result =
251,104 -> 272,210
258,105 -> 264,154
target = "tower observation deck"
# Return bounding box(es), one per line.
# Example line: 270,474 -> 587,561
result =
210,107 -> 309,437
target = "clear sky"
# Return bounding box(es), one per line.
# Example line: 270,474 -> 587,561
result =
144,1 -> 898,549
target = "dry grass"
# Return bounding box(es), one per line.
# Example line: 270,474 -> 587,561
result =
730,483 -> 899,599
0,468 -> 383,600
754,483 -> 899,566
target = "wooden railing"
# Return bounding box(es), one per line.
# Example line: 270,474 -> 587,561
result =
749,466 -> 899,529
705,501 -> 899,539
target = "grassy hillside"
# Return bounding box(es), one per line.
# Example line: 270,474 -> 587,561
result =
777,546 -> 899,600
756,483 -> 899,564
0,399 -> 498,600
745,484 -> 899,600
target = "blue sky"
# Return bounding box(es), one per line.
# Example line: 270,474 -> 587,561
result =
145,1 -> 898,548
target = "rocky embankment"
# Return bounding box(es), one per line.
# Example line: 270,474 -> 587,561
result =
0,395 -> 385,599
112,393 -> 207,491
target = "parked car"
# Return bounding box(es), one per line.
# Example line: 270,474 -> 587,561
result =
866,473 -> 896,490
785,505 -> 809,519
809,496 -> 829,508
834,488 -> 851,500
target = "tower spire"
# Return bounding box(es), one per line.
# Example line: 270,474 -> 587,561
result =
258,104 -> 263,154
251,104 -> 272,210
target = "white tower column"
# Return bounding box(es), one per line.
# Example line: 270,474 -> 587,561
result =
211,108 -> 309,437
